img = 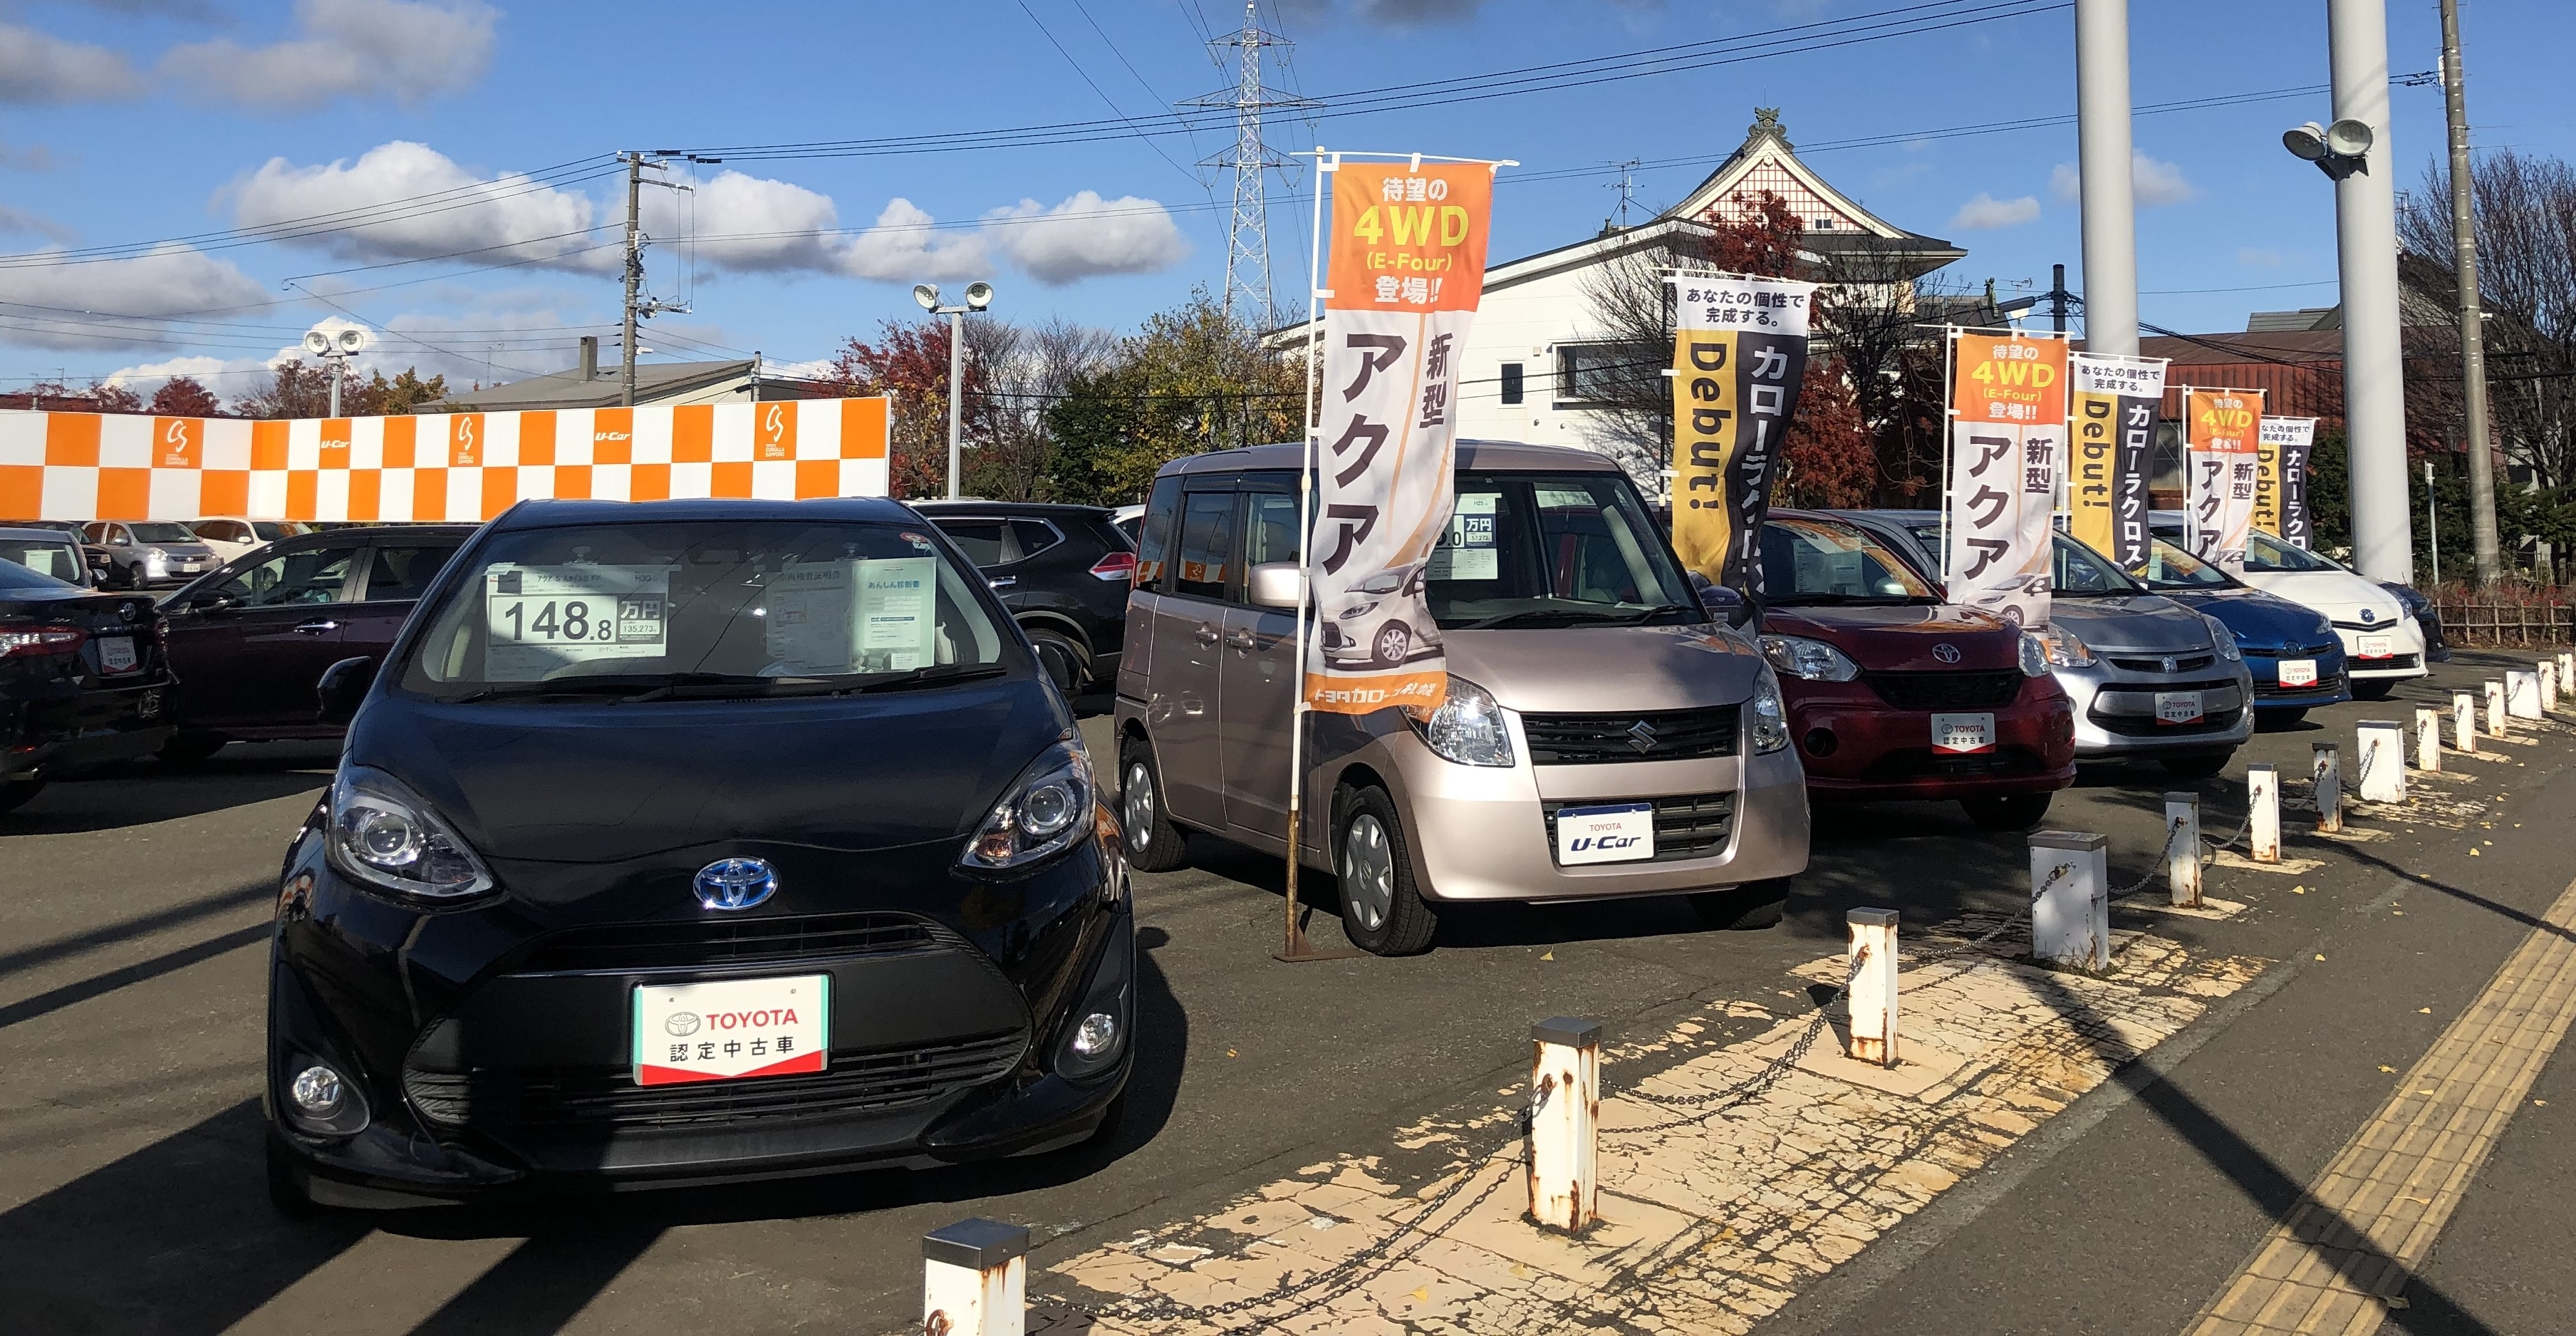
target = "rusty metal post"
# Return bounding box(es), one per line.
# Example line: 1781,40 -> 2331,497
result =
2507,669 -> 2542,720
2313,743 -> 2343,834
2558,652 -> 2572,701
2543,661 -> 2559,714
1527,1017 -> 1599,1233
2454,691 -> 2478,754
2486,679 -> 2508,735
2248,765 -> 2280,863
2357,720 -> 2405,803
1846,909 -> 1899,1067
2164,793 -> 2201,908
2029,830 -> 2110,971
923,1218 -> 1029,1336
2416,707 -> 2441,772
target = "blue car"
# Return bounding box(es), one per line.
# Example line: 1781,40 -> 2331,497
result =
2135,539 -> 2351,723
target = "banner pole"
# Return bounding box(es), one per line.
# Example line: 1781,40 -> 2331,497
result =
1941,327 -> 1958,589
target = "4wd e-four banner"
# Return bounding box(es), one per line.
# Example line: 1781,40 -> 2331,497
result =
1666,272 -> 1816,594
1306,158 -> 1495,716
0,398 -> 893,522
2185,387 -> 2263,574
2067,353 -> 2165,571
1946,330 -> 2067,630
2257,415 -> 2317,548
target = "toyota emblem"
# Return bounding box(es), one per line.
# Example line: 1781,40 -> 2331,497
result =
693,857 -> 777,911
2359,608 -> 2375,624
1931,643 -> 1962,664
664,1011 -> 702,1037
2161,656 -> 2178,674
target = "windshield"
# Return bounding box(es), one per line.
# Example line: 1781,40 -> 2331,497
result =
1425,471 -> 1703,629
2051,534 -> 2144,595
2136,539 -> 2236,589
127,522 -> 198,544
1760,518 -> 1939,604
2245,530 -> 2342,573
398,519 -> 1012,701
0,539 -> 86,584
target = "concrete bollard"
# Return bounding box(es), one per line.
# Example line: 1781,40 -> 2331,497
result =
2486,680 -> 2509,736
2357,721 -> 2406,804
2029,831 -> 2110,972
2508,670 -> 2542,720
2164,793 -> 2201,908
2248,765 -> 2280,863
2560,652 -> 2574,701
2416,707 -> 2441,772
2312,743 -> 2343,834
2543,663 -> 2560,714
1845,909 -> 1900,1068
2454,692 -> 2478,754
1527,1017 -> 1600,1233
923,1219 -> 1030,1336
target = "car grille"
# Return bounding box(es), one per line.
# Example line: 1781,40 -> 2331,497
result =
2107,654 -> 2216,675
1520,707 -> 1737,764
2352,653 -> 2422,671
1860,747 -> 2057,782
2255,668 -> 2345,699
2090,707 -> 2245,737
1862,670 -> 2022,711
1540,792 -> 1735,863
404,1032 -> 1027,1132
514,912 -> 941,973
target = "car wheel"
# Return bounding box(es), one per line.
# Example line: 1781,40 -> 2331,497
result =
159,733 -> 227,765
1962,792 -> 2052,832
0,779 -> 45,814
1371,623 -> 1411,667
1027,628 -> 1088,694
1118,737 -> 1190,872
264,1137 -> 318,1218
2257,708 -> 2307,731
2160,753 -> 2233,780
1688,877 -> 1788,930
1335,786 -> 1437,956
2352,678 -> 2396,700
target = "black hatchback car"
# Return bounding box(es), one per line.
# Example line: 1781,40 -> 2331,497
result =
2,558 -> 175,810
266,497 -> 1134,1209
909,502 -> 1135,692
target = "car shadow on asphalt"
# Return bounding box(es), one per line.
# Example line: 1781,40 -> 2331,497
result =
4,745 -> 337,835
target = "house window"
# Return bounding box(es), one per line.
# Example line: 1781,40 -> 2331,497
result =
1500,362 -> 1525,405
1813,217 -> 1836,230
1554,344 -> 1627,405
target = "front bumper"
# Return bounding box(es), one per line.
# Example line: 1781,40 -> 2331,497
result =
1778,677 -> 2075,802
4,675 -> 175,780
2242,648 -> 2353,712
2055,662 -> 2257,758
268,826 -> 1133,1206
2332,621 -> 2430,680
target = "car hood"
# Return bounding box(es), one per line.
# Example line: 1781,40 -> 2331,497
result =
346,675 -> 1071,864
1444,623 -> 1766,713
1762,602 -> 2021,672
2240,570 -> 2408,625
2156,586 -> 2334,651
2045,594 -> 2213,653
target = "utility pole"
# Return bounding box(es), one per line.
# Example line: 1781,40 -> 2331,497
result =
2051,262 -> 2069,334
2440,0 -> 2502,586
620,152 -> 644,408
1185,1 -> 1314,330
2327,0 -> 2414,584
2074,0 -> 2139,356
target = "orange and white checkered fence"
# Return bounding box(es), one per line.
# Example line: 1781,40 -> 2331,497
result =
0,397 -> 893,523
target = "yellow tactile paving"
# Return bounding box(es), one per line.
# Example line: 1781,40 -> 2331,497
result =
2182,874 -> 2576,1336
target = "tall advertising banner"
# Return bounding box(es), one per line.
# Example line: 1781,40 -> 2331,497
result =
1946,330 -> 2067,629
1307,160 -> 1495,717
2185,387 -> 2264,574
2067,353 -> 2166,571
1666,272 -> 1816,594
2257,415 -> 2318,548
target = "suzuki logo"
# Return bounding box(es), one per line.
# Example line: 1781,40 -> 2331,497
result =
1625,720 -> 1661,753
1931,643 -> 1962,664
693,857 -> 778,911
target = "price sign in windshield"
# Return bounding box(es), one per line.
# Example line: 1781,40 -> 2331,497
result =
484,565 -> 674,681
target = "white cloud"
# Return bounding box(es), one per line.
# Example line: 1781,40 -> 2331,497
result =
983,191 -> 1192,285
653,171 -> 849,275
227,140 -> 607,271
0,244 -> 271,349
1949,193 -> 2040,231
836,197 -> 993,283
0,22 -> 145,104
160,0 -> 497,110
2050,152 -> 2198,207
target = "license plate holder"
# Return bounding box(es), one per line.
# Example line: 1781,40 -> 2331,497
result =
97,636 -> 137,674
2155,690 -> 2206,725
1555,802 -> 1655,865
1931,712 -> 1995,755
2277,659 -> 2317,688
633,974 -> 829,1087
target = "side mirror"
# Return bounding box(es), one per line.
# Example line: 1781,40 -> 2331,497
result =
187,592 -> 240,615
316,656 -> 376,725
1247,561 -> 1306,610
1690,574 -> 1757,629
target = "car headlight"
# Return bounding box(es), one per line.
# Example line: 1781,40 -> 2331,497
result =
2018,631 -> 2050,678
326,765 -> 497,902
1417,675 -> 1515,767
964,737 -> 1094,870
1339,600 -> 1380,620
2027,627 -> 2094,670
2203,616 -> 2242,661
1749,672 -> 1790,754
143,547 -> 167,563
1760,634 -> 1861,682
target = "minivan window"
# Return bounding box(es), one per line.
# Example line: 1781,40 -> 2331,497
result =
1134,477 -> 1180,589
1173,491 -> 1235,601
214,544 -> 362,607
1426,471 -> 1700,628
1243,490 -> 1301,570
362,544 -> 461,601
399,520 -> 1009,699
1762,519 -> 1939,604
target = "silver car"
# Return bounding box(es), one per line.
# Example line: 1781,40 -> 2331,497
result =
1836,511 -> 2255,779
79,520 -> 222,590
1113,442 -> 1810,956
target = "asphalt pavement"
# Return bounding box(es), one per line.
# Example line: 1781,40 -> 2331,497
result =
1,652 -> 2567,1335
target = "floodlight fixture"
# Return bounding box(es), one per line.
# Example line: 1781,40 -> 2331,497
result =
2282,118 -> 2374,181
2324,118 -> 2374,157
336,327 -> 368,354
913,284 -> 941,311
303,330 -> 333,356
965,281 -> 994,311
2282,122 -> 2329,161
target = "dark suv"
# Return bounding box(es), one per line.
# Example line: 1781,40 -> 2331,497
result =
910,502 -> 1134,692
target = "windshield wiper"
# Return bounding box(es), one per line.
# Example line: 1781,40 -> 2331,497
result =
443,664 -> 1009,704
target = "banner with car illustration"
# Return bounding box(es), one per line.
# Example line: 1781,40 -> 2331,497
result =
1666,271 -> 1816,596
1305,157 -> 1497,717
2185,387 -> 2264,574
2256,415 -> 2317,549
2067,352 -> 2165,571
1944,329 -> 2067,630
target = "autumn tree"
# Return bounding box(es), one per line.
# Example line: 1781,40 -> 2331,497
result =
817,316 -> 1012,499
1044,289 -> 1306,505
147,376 -> 226,417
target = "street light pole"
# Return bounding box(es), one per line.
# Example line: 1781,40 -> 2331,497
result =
2074,0 -> 2139,356
2439,0 -> 2502,587
2327,0 -> 2415,584
913,281 -> 996,502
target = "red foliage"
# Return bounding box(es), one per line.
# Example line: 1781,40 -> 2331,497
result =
1695,190 -> 1804,279
819,318 -> 996,499
148,376 -> 226,418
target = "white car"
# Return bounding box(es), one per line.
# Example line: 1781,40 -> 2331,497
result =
185,517 -> 307,564
2157,522 -> 2424,699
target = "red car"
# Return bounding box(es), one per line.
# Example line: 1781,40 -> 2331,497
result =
1756,512 -> 2074,830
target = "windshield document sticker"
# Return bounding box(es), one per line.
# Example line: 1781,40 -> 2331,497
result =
858,557 -> 936,672
483,564 -> 672,680
764,561 -> 856,674
1430,492 -> 1500,581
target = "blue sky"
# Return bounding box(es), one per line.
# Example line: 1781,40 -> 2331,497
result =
1,0 -> 2570,400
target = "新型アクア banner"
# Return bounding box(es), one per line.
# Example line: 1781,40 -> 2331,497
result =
2185,387 -> 2264,574
1306,158 -> 1495,716
1666,271 -> 1816,594
2256,415 -> 2317,548
2067,352 -> 2165,571
1946,330 -> 2067,629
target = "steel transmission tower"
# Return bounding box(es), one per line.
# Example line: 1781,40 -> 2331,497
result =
1184,1 -> 1314,331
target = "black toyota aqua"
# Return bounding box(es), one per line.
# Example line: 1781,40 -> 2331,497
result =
265,497 -> 1134,1210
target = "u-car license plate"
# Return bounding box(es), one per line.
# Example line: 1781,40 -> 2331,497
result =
2156,690 -> 2206,725
2355,635 -> 2394,660
1931,713 -> 1995,754
1555,802 -> 1654,865
2278,659 -> 2317,688
633,975 -> 829,1087
97,636 -> 137,674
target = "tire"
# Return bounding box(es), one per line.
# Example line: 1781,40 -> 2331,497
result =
1688,877 -> 1789,930
1026,628 -> 1088,694
0,779 -> 44,814
2159,752 -> 2233,780
2352,678 -> 2396,701
1335,786 -> 1437,956
264,1137 -> 318,1218
1117,736 -> 1190,873
1961,792 -> 2052,832
159,733 -> 227,765
1371,622 -> 1411,668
